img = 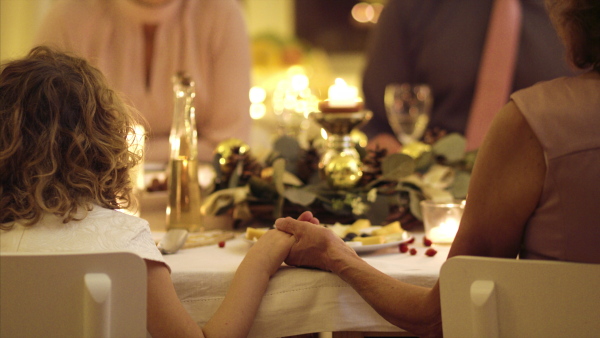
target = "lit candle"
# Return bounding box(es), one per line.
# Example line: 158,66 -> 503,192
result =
421,200 -> 465,244
328,78 -> 358,106
428,218 -> 459,244
319,78 -> 363,112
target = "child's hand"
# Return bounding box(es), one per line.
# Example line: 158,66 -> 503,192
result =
247,229 -> 295,276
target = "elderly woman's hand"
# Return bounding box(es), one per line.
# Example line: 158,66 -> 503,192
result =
275,211 -> 358,272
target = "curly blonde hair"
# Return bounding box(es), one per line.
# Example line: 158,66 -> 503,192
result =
0,46 -> 142,228
546,0 -> 600,72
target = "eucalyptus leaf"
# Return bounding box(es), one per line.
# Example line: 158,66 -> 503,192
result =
432,133 -> 466,163
422,164 -> 454,190
323,199 -> 353,215
284,188 -> 318,206
265,150 -> 282,166
248,176 -> 277,200
272,135 -> 302,175
330,199 -> 346,212
408,188 -> 424,221
364,193 -> 390,225
422,186 -> 454,203
283,171 -> 304,186
463,150 -> 478,171
212,153 -> 223,178
232,202 -> 253,220
381,153 -> 415,178
366,153 -> 415,188
228,160 -> 244,189
400,174 -> 425,192
207,197 -> 234,216
272,158 -> 286,195
450,171 -> 471,199
200,186 -> 249,216
414,151 -> 434,172
273,195 -> 284,219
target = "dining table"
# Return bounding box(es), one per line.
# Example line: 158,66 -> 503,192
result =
143,189 -> 449,338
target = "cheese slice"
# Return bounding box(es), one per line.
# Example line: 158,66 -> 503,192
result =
245,227 -> 269,241
371,221 -> 403,236
345,219 -> 371,236
352,235 -> 385,245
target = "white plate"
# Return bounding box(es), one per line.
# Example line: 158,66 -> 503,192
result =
242,226 -> 413,253
351,232 -> 412,253
334,225 -> 413,253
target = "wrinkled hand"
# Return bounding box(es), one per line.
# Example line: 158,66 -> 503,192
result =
247,229 -> 295,276
275,211 -> 357,272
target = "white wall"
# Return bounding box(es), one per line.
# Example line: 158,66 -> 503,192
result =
1,0 -> 52,62
243,0 -> 294,39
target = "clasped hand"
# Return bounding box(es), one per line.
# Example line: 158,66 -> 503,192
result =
275,211 -> 359,272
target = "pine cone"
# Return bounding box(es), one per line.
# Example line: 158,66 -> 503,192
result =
239,152 -> 263,184
296,141 -> 320,183
220,147 -> 262,186
358,147 -> 387,186
423,127 -> 448,145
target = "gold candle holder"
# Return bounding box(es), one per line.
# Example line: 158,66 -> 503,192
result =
311,104 -> 372,190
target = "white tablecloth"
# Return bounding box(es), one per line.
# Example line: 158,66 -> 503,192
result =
161,232 -> 449,338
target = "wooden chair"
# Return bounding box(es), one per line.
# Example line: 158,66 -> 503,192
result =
439,255 -> 600,338
0,251 -> 147,338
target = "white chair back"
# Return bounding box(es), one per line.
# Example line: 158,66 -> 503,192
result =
1,251 -> 147,338
439,255 -> 600,338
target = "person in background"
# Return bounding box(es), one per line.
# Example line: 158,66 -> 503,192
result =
0,46 -> 293,337
361,0 -> 575,153
277,0 -> 600,336
34,0 -> 251,164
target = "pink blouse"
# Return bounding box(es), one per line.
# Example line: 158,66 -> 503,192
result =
511,71 -> 600,263
35,0 -> 252,163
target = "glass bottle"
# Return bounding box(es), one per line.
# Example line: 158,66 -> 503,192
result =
166,72 -> 203,232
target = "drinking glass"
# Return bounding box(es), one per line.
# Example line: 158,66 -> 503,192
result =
385,83 -> 433,145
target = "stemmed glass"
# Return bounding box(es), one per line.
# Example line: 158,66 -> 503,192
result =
385,83 -> 433,145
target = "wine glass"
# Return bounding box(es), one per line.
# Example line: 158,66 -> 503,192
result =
385,83 -> 433,145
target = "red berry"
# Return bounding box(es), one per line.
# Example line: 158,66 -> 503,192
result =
406,237 -> 415,244
423,237 -> 432,247
409,248 -> 417,255
218,241 -> 226,248
425,248 -> 438,257
399,243 -> 409,253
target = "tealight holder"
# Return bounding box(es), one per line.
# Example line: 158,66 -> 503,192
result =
420,200 -> 465,244
310,103 -> 372,189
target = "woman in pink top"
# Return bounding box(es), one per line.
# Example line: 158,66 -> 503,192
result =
274,0 -> 600,336
34,0 -> 252,164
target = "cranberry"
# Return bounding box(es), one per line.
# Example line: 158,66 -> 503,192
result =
406,237 -> 415,244
425,248 -> 438,257
399,243 -> 409,253
218,241 -> 226,248
423,237 -> 432,247
409,248 -> 417,255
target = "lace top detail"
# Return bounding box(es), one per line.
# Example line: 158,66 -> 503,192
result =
1,205 -> 168,269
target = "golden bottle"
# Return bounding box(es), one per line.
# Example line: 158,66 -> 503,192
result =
166,73 -> 203,232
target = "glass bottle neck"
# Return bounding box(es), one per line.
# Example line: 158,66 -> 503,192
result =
169,78 -> 197,160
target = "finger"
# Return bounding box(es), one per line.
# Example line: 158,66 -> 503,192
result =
297,211 -> 314,222
274,217 -> 296,234
310,217 -> 320,225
